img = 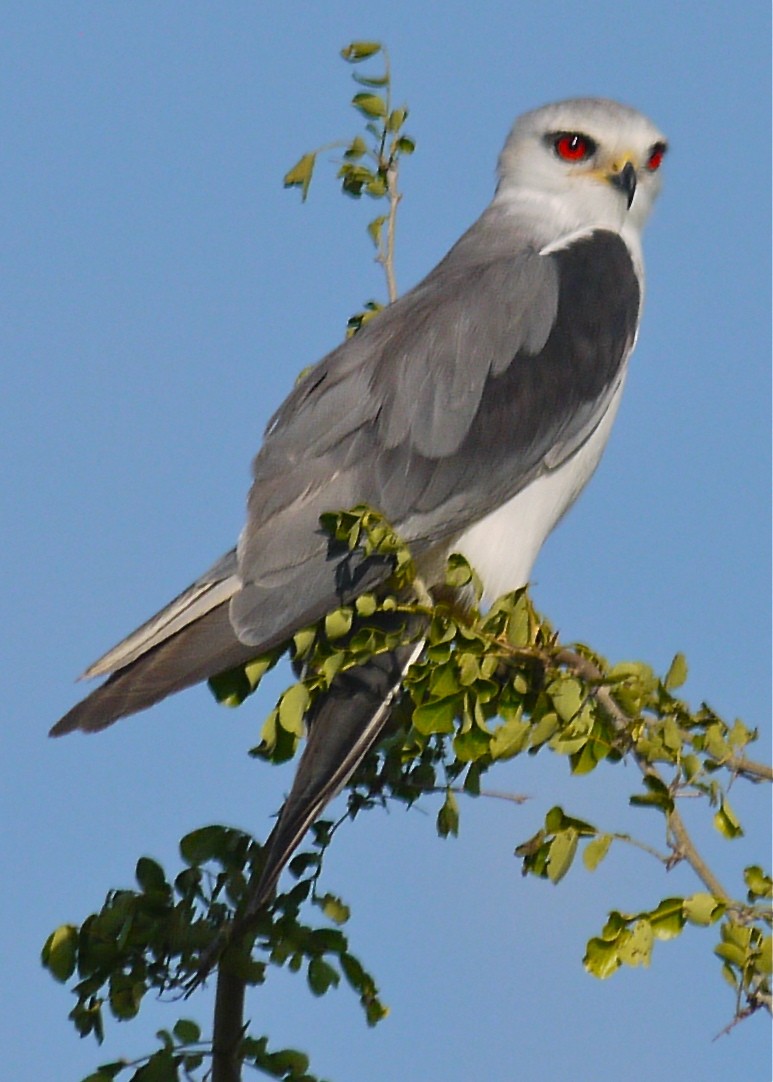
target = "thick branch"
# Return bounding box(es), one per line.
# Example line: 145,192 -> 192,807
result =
212,957 -> 246,1082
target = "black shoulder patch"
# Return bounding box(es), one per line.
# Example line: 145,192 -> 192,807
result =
463,230 -> 639,462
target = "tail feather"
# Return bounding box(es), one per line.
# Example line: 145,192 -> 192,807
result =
51,603 -> 256,736
242,636 -> 425,916
82,551 -> 240,679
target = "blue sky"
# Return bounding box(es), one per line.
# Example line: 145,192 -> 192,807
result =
2,3 -> 770,1080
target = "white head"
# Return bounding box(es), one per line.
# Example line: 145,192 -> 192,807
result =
495,98 -> 667,239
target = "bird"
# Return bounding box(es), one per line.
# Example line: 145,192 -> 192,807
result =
53,97 -> 667,914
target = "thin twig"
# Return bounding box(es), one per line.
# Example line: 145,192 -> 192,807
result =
381,162 -> 400,303
555,648 -> 733,902
729,755 -> 773,783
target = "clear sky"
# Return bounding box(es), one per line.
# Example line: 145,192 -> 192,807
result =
2,3 -> 770,1080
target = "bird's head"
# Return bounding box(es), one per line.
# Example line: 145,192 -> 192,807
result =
496,97 -> 667,236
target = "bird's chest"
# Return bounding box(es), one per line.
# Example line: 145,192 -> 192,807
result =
454,374 -> 627,601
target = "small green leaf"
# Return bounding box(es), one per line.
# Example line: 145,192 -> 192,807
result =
583,936 -> 621,979
490,714 -> 530,760
529,711 -> 559,748
744,865 -> 773,900
548,677 -> 584,722
396,135 -> 416,155
352,92 -> 387,118
41,924 -> 78,982
413,696 -> 458,735
344,135 -> 368,160
664,652 -> 688,689
386,107 -> 408,132
341,41 -> 382,62
136,856 -> 166,894
617,920 -> 654,968
307,957 -> 340,996
355,593 -> 378,616
648,897 -> 687,940
132,1050 -> 177,1081
367,215 -> 386,249
452,724 -> 491,762
180,824 -> 229,864
583,833 -> 612,872
325,607 -> 353,639
173,1018 -> 202,1044
320,894 -> 351,925
713,799 -> 744,839
283,152 -> 316,201
546,828 -> 578,884
278,683 -> 310,737
437,790 -> 459,838
683,892 -> 723,926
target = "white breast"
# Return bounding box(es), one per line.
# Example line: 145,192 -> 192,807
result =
454,370 -> 628,601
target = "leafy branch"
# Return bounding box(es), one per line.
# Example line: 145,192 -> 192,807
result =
283,41 -> 414,323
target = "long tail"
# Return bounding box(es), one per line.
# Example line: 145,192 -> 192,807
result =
51,603 -> 259,735
243,637 -> 425,916
51,552 -> 251,736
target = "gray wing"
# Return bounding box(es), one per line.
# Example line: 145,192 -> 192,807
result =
231,220 -> 639,644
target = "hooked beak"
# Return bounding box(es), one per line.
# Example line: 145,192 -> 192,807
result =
607,160 -> 637,208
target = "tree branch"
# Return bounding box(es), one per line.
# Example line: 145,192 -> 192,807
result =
212,956 -> 246,1082
555,648 -> 733,902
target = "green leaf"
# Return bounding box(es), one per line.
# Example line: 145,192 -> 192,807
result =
396,135 -> 416,155
386,107 -> 408,132
355,593 -> 378,616
583,833 -> 612,872
490,714 -> 530,760
180,824 -> 230,864
352,92 -> 387,118
648,897 -> 687,940
452,724 -> 491,762
546,828 -> 578,884
132,1050 -> 177,1082
683,892 -> 723,926
344,135 -> 368,160
713,798 -> 744,839
283,152 -> 316,201
744,865 -> 773,900
548,677 -> 584,722
583,936 -> 621,979
325,607 -> 353,639
617,919 -> 654,968
664,652 -> 688,689
109,973 -> 145,1020
278,683 -> 311,737
320,894 -> 351,925
307,957 -> 340,996
172,1018 -> 201,1044
90,1064 -> 125,1081
437,790 -> 459,838
351,71 -> 390,88
529,711 -> 559,748
367,215 -> 387,249
341,41 -> 382,62
413,696 -> 458,735
135,856 -> 166,894
41,923 -> 78,982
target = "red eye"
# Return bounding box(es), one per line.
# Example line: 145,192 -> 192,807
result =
646,142 -> 666,171
553,132 -> 596,162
